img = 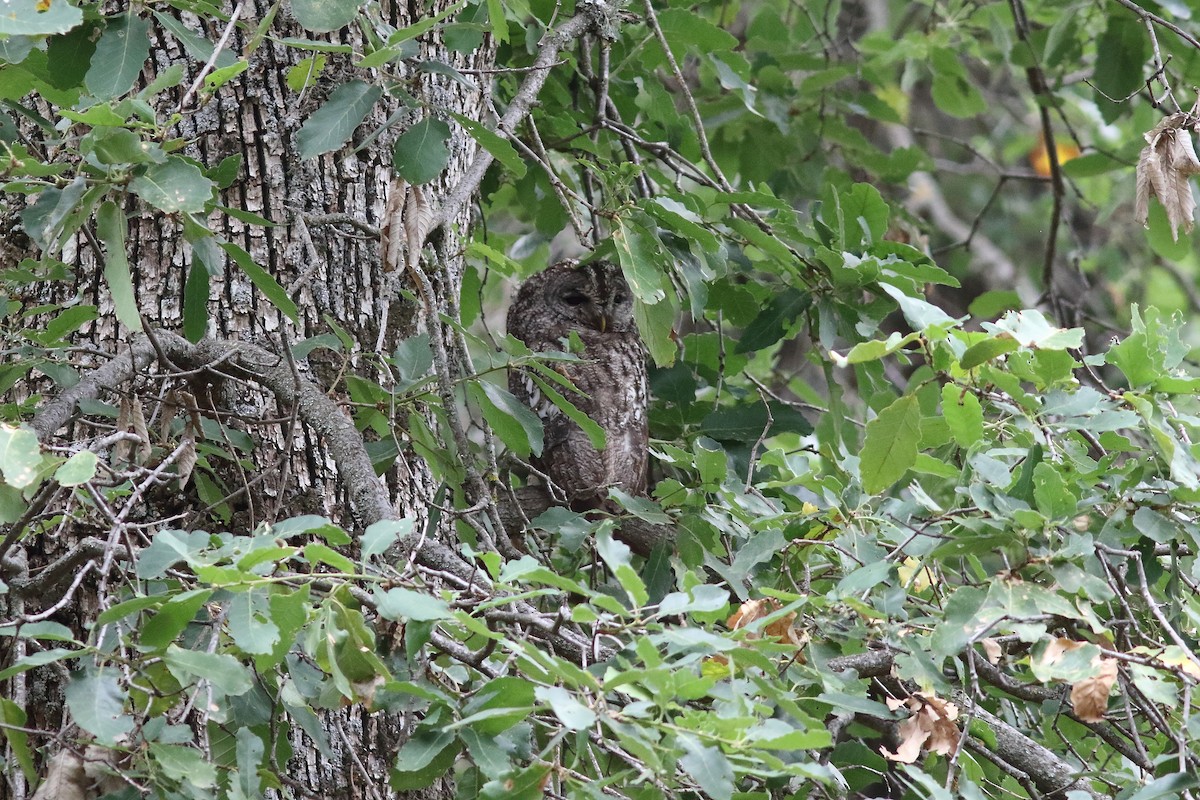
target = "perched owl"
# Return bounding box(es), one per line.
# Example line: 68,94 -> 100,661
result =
507,260 -> 649,511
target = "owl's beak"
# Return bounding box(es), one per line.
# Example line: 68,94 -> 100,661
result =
598,314 -> 608,333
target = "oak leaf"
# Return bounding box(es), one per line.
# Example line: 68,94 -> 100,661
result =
1135,113 -> 1200,241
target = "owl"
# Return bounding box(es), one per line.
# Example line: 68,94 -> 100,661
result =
507,260 -> 649,511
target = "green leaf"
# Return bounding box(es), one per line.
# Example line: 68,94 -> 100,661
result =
1109,306 -> 1187,389
235,728 -> 266,799
297,80 -> 382,159
164,645 -> 254,696
941,384 -> 983,448
456,677 -> 536,734
149,743 -> 218,788
735,288 -> 811,353
291,0 -> 366,32
595,527 -> 648,607
22,177 -> 88,250
141,589 -> 213,650
655,8 -> 737,57
0,700 -> 34,783
929,48 -> 986,118
1031,462 -> 1076,520
449,111 -> 526,178
1092,15 -> 1147,122
391,730 -> 459,790
227,590 -> 280,655
0,34 -> 34,64
480,764 -> 550,800
536,685 -> 596,731
95,201 -> 143,332
362,517 -> 414,559
634,292 -> 679,367
302,543 -> 356,573
54,449 -> 97,486
1126,773 -> 1200,800
613,216 -> 667,304
87,127 -> 166,165
47,25 -> 100,92
678,734 -> 734,800
374,587 -> 452,622
392,117 -> 451,184
528,374 -> 609,453
286,54 -> 327,91
959,336 -> 1020,370
221,241 -> 299,322
182,260 -> 210,342
0,0 -> 83,35
469,381 -> 543,458
65,668 -> 135,745
84,11 -> 150,99
0,425 -> 41,489
0,648 -> 78,682
860,394 -> 921,494
130,157 -> 214,213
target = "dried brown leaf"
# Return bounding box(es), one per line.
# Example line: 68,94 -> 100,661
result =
981,638 -> 1002,665
917,694 -> 961,755
1136,113 -> 1200,240
1042,637 -> 1085,666
880,693 -> 960,762
881,716 -> 929,763
129,397 -> 152,463
380,178 -> 407,273
1070,657 -> 1118,722
30,749 -> 88,800
763,609 -> 798,642
113,397 -> 133,466
175,435 -> 197,490
727,598 -> 774,631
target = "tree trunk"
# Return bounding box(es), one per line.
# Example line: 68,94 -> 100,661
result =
3,0 -> 496,796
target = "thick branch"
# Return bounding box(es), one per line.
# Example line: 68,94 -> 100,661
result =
31,339 -> 158,441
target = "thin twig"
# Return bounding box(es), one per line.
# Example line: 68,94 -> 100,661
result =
179,1 -> 246,109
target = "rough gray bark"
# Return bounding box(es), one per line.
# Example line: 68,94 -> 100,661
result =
1,0 -> 630,795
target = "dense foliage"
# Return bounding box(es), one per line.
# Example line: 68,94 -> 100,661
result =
4,0 -> 1200,798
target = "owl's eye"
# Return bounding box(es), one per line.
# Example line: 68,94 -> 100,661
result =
562,291 -> 589,306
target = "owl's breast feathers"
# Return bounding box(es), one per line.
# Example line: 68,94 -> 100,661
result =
508,329 -> 648,501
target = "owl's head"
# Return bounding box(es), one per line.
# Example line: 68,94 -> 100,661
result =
522,260 -> 636,334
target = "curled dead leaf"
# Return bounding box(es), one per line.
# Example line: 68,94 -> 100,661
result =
880,692 -> 960,763
175,435 -> 197,490
980,638 -> 1002,665
129,397 -> 152,463
1135,113 -> 1200,241
727,598 -> 773,630
881,715 -> 929,763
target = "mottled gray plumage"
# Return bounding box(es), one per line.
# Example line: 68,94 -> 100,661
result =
507,261 -> 648,510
